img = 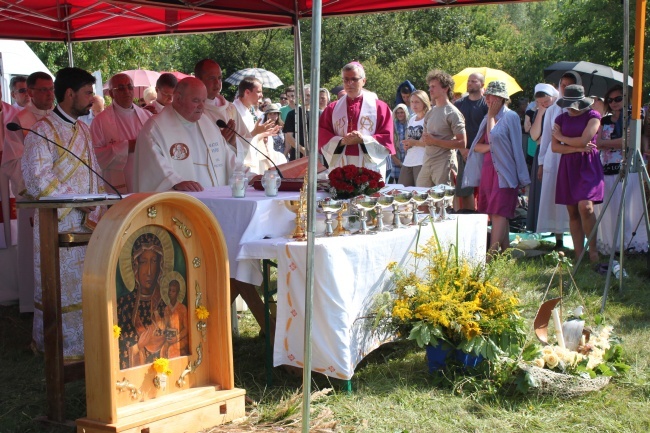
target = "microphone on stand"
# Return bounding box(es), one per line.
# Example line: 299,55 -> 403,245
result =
7,122 -> 123,199
216,119 -> 284,179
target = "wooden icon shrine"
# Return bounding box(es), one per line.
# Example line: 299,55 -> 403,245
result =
76,192 -> 245,433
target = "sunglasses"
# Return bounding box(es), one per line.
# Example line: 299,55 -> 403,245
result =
280,97 -> 288,100
606,95 -> 623,104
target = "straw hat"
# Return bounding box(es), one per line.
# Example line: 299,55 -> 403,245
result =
265,103 -> 281,113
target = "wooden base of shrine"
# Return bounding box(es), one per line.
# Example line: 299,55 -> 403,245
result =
76,386 -> 246,433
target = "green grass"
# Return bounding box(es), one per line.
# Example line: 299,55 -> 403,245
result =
1,252 -> 650,432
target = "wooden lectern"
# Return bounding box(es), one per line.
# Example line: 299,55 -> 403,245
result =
76,192 -> 245,433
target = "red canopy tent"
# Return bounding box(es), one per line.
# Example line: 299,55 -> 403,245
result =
0,0 -> 531,42
0,0 -> 291,41
0,2 -> 645,431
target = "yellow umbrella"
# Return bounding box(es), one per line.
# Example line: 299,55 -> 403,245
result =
452,67 -> 522,96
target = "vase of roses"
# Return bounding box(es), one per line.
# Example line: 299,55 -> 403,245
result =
328,164 -> 385,200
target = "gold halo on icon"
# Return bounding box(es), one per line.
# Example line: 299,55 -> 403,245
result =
118,225 -> 174,292
160,271 -> 187,306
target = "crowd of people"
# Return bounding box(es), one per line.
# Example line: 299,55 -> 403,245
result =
0,58 -> 648,359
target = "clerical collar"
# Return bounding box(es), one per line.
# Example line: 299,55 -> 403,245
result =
347,94 -> 363,104
53,105 -> 77,124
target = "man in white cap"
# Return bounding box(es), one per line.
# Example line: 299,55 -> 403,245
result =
318,61 -> 394,178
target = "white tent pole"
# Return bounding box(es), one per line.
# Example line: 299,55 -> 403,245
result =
301,0 -> 322,431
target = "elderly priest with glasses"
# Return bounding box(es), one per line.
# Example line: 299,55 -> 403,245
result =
319,61 -> 394,178
91,73 -> 152,194
134,77 -> 236,193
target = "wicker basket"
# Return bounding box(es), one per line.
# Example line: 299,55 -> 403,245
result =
519,363 -> 611,398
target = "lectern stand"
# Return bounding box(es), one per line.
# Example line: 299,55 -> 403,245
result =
16,198 -> 120,424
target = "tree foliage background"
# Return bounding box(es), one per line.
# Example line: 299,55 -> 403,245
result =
28,0 -> 648,106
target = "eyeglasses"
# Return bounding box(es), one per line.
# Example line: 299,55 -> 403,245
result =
606,95 -> 624,104
280,97 -> 288,100
16,88 -> 27,94
343,77 -> 362,84
111,85 -> 134,92
30,87 -> 54,93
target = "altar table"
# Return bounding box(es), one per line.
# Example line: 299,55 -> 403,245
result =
237,214 -> 488,380
187,186 -> 325,284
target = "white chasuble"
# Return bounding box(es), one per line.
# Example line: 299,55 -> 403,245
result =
203,99 -> 249,154
321,91 -> 389,177
134,106 -> 236,192
22,111 -> 106,359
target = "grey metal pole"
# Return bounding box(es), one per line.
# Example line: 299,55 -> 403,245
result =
293,10 -> 306,159
600,0 -> 650,311
66,41 -> 74,67
302,0 -> 322,431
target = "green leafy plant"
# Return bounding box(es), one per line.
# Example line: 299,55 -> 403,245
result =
382,238 -> 526,361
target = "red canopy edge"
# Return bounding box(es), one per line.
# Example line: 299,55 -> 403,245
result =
0,0 -> 538,43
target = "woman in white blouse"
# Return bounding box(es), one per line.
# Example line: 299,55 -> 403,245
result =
399,90 -> 431,187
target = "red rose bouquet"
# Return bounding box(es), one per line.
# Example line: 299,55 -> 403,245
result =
328,164 -> 385,199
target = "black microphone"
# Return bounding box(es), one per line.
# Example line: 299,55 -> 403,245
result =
7,122 -> 123,199
216,119 -> 284,179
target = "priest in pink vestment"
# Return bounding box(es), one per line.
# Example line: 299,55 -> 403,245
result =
319,62 -> 394,179
91,73 -> 152,193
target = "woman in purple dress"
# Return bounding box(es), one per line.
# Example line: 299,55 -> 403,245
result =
552,85 -> 604,263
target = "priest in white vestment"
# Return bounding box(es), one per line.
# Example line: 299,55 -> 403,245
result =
91,73 -> 152,193
194,59 -> 249,153
319,62 -> 394,179
134,77 -> 236,192
21,67 -> 106,359
0,78 -> 21,308
0,85 -> 21,208
1,72 -> 54,312
232,76 -> 286,175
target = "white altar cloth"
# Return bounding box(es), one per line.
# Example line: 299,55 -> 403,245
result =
187,187 -> 298,283
237,214 -> 488,380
